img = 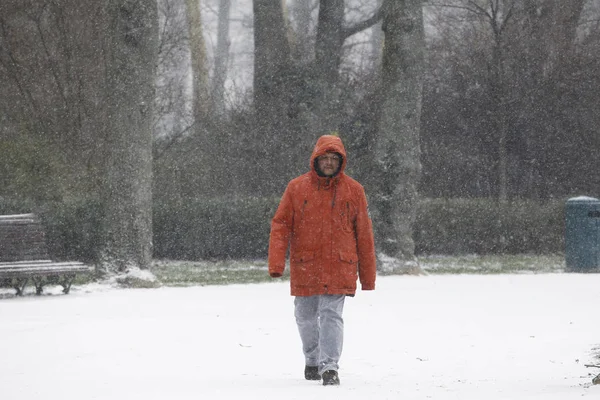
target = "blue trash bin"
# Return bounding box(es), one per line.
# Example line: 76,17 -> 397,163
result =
565,196 -> 600,271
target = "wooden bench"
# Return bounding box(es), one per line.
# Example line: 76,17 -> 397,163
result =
0,213 -> 94,295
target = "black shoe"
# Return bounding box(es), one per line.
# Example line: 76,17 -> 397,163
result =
304,366 -> 321,380
322,370 -> 340,386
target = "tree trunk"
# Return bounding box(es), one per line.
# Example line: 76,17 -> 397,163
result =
312,0 -> 345,136
490,37 -> 509,203
372,0 -> 425,274
253,0 -> 291,118
252,0 -> 293,194
211,0 -> 231,115
521,0 -> 585,199
185,0 -> 209,122
370,0 -> 384,70
547,0 -> 585,79
101,0 -> 158,273
290,0 -> 314,61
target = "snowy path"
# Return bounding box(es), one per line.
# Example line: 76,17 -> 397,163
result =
1,274 -> 599,399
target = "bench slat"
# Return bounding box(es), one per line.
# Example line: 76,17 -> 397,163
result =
0,262 -> 93,277
0,268 -> 93,277
0,213 -> 36,221
0,261 -> 87,268
0,260 -> 53,265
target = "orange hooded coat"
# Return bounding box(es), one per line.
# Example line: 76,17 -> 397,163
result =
268,135 -> 376,296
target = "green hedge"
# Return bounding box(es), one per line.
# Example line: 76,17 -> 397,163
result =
41,199 -> 103,263
153,197 -> 280,260
0,196 -> 566,261
414,198 -> 565,255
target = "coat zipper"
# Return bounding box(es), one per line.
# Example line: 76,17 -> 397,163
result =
346,202 -> 350,226
331,182 -> 337,209
300,199 -> 307,221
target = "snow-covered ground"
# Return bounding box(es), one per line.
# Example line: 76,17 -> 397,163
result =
1,273 -> 599,399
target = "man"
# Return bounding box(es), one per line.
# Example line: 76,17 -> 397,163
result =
268,134 -> 377,386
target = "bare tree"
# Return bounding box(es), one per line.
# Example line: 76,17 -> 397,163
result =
185,0 -> 209,123
250,0 -> 294,193
310,0 -> 383,136
253,0 -> 291,120
155,0 -> 193,142
211,0 -> 232,114
308,0 -> 346,136
426,0 -> 587,201
0,0 -> 107,198
370,0 -> 384,69
289,0 -> 317,61
372,0 -> 425,273
100,0 -> 159,272
519,0 -> 586,197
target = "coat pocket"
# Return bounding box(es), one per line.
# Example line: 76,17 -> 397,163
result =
335,250 -> 358,290
291,250 -> 317,287
339,250 -> 357,265
293,251 -> 315,263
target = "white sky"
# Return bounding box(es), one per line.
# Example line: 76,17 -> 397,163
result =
1,273 -> 599,399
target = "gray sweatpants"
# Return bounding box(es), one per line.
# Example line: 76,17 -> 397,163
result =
294,294 -> 346,374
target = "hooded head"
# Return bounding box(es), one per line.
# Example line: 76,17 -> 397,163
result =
310,135 -> 347,178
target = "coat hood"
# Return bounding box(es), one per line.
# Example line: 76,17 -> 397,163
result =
310,135 -> 347,177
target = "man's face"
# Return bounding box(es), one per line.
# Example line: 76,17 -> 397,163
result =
317,153 -> 341,177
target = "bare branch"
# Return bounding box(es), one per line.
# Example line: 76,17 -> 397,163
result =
153,122 -> 194,160
29,4 -> 69,108
466,0 -> 491,19
499,0 -> 516,35
427,1 -> 491,18
342,7 -> 383,39
0,16 -> 40,116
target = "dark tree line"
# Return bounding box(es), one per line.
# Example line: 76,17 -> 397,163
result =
169,0 -> 600,203
2,0 -> 600,269
420,0 -> 600,200
5,1 -> 595,204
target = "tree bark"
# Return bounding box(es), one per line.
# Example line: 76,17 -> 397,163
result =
372,0 -> 425,274
101,0 -> 158,272
212,0 -> 231,115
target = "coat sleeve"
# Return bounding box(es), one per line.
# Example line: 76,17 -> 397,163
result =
268,184 -> 294,277
355,186 -> 376,290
